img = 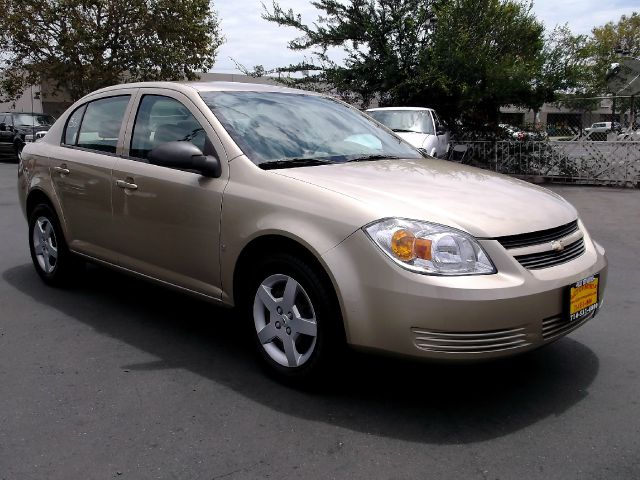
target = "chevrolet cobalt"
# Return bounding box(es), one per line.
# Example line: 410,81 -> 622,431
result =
18,82 -> 607,380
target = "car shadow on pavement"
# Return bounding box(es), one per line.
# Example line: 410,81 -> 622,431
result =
3,262 -> 600,445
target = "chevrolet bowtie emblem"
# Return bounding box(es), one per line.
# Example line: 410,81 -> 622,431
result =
551,240 -> 565,252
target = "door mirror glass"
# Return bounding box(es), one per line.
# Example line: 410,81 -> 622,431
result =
148,141 -> 221,178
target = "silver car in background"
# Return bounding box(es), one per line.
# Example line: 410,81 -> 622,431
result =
367,106 -> 451,158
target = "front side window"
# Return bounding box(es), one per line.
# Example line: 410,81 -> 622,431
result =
200,92 -> 421,167
76,96 -> 130,154
130,95 -> 206,160
368,110 -> 435,135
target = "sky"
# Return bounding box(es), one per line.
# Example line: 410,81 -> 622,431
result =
212,0 -> 638,74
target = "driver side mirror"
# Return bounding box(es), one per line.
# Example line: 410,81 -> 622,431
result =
436,125 -> 447,135
148,141 -> 222,178
0,123 -> 6,132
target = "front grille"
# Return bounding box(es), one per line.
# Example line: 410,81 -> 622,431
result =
542,312 -> 595,340
514,238 -> 585,269
496,220 -> 579,249
412,327 -> 530,354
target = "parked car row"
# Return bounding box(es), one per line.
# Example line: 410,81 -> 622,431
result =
498,123 -> 548,141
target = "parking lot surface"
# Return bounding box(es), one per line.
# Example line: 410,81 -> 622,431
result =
1,161 -> 639,479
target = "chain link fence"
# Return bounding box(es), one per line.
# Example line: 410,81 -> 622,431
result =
448,96 -> 640,187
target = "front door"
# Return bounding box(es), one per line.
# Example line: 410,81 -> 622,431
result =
111,92 -> 228,298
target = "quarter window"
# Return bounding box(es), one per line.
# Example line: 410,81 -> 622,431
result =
130,95 -> 207,160
75,96 -> 130,154
63,104 -> 86,145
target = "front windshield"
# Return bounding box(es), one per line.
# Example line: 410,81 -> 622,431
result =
367,110 -> 435,135
13,113 -> 55,126
200,91 -> 421,166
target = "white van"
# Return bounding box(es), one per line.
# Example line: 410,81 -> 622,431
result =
366,107 -> 451,158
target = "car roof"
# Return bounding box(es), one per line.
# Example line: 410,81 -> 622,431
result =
1,112 -> 48,115
366,107 -> 433,112
88,81 -> 317,97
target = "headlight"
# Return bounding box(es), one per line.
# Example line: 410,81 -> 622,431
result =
364,218 -> 496,276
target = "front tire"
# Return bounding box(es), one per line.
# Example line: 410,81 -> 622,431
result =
28,204 -> 78,286
245,253 -> 343,383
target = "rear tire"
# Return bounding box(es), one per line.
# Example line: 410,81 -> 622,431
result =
28,204 -> 79,286
243,252 -> 344,384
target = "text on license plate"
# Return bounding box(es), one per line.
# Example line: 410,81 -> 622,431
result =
569,275 -> 599,321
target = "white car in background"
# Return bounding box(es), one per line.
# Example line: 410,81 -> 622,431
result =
366,107 -> 451,158
584,122 -> 621,135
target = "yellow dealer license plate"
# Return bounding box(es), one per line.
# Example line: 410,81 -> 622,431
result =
567,274 -> 599,322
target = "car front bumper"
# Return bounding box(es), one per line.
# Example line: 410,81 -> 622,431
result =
321,226 -> 608,361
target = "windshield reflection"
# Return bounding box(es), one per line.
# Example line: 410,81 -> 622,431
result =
200,91 -> 421,166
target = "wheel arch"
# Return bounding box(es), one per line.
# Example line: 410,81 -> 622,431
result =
25,188 -> 67,235
231,233 -> 347,340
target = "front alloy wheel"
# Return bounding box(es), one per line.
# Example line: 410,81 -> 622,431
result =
247,254 -> 343,382
253,274 -> 318,368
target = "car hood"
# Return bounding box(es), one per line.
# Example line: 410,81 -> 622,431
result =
273,158 -> 577,238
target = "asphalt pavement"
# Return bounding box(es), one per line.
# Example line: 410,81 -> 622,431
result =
1,160 -> 639,479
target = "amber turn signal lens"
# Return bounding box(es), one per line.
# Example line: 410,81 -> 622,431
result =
414,238 -> 432,260
391,229 -> 416,261
391,230 -> 433,261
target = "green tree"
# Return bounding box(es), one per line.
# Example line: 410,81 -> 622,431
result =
0,0 -> 223,101
588,12 -> 640,94
423,0 -> 545,124
262,0 -> 546,124
262,0 -> 437,107
527,25 -> 593,113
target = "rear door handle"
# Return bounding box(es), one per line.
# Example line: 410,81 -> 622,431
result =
116,179 -> 138,190
53,165 -> 70,175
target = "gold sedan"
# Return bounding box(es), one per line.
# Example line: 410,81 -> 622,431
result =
18,82 -> 607,381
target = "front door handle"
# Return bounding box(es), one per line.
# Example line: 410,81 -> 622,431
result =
53,165 -> 70,175
116,179 -> 138,190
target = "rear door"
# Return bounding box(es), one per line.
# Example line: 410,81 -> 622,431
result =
111,89 -> 229,298
50,92 -> 136,262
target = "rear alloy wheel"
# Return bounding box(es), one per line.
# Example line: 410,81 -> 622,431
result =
28,204 -> 78,286
248,254 -> 342,382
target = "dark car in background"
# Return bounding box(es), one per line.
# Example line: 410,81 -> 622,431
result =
0,112 -> 56,161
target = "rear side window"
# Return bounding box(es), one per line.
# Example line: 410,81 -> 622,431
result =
72,96 -> 130,154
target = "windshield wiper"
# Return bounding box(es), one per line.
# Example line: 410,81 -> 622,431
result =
259,158 -> 335,170
392,128 -> 424,134
344,154 -> 400,163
